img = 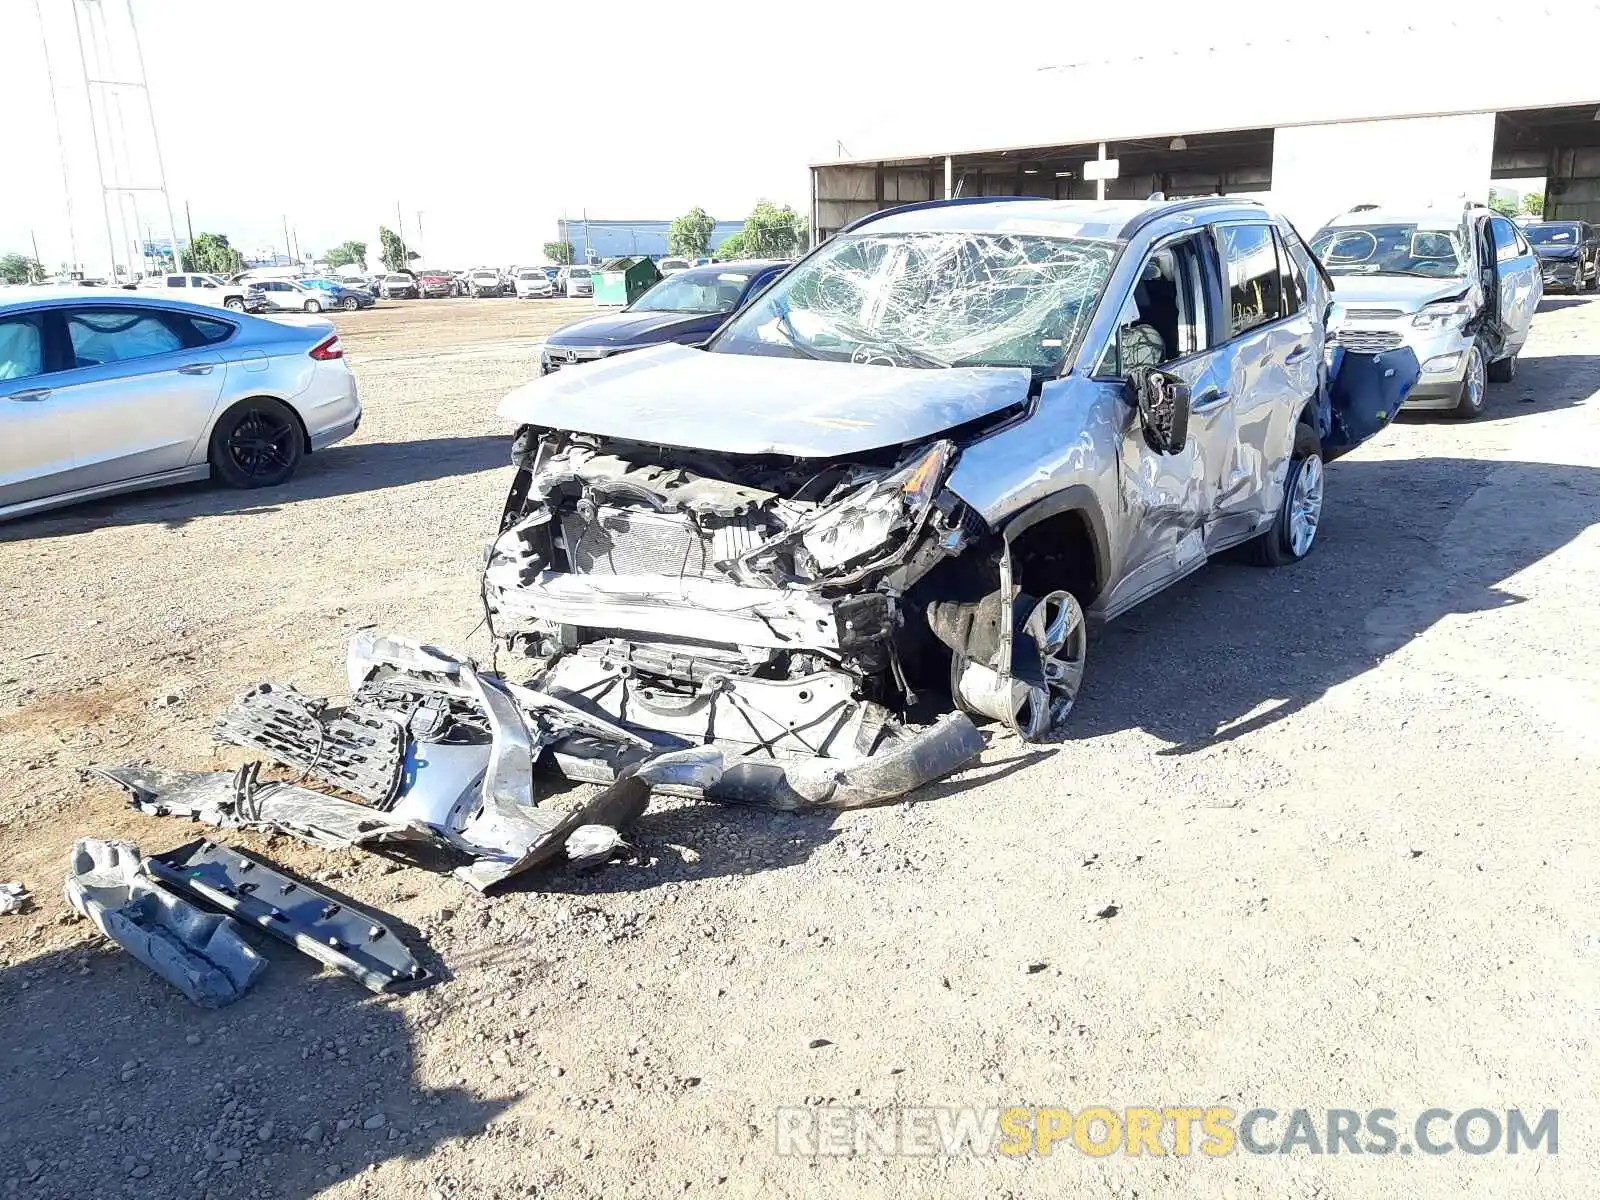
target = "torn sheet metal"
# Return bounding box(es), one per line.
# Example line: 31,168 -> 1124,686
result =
64,838 -> 265,1008
96,764 -> 440,851
145,839 -> 431,994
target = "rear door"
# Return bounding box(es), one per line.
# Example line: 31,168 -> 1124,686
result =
0,310 -> 75,508
1206,221 -> 1316,545
42,305 -> 228,491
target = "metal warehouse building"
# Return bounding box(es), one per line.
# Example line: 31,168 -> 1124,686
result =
811,7 -> 1600,239
554,218 -> 745,263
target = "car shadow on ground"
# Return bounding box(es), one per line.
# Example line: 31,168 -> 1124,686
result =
0,941 -> 508,1200
1536,296 -> 1590,313
1067,453 -> 1600,753
0,435 -> 510,542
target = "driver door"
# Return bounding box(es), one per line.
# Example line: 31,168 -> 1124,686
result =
1095,231 -> 1235,614
1489,216 -> 1539,354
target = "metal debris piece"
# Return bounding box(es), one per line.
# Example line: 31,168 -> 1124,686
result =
0,881 -> 29,915
145,840 -> 431,994
94,763 -> 441,851
213,682 -> 406,806
64,838 -> 265,1008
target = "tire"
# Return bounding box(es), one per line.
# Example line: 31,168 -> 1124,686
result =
304,300 -> 322,313
1451,342 -> 1487,418
208,398 -> 303,489
1248,422 -> 1323,566
223,297 -> 245,311
341,296 -> 359,311
1487,352 -> 1517,384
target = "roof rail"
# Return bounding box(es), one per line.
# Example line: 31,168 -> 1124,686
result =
836,194 -> 1050,236
1116,195 -> 1261,240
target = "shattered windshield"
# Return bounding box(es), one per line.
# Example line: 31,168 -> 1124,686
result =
1310,224 -> 1467,278
629,271 -> 748,314
709,230 -> 1117,371
1525,224 -> 1580,245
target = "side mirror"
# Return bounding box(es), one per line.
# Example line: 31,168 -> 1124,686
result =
1124,367 -> 1191,455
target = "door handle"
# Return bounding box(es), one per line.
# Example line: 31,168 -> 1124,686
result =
1193,388 -> 1229,407
178,363 -> 215,375
5,387 -> 50,402
1285,344 -> 1310,363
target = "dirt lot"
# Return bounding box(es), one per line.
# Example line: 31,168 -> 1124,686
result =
2,293 -> 1598,1199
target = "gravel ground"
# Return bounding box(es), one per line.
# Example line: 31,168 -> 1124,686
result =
1,293 -> 1597,1199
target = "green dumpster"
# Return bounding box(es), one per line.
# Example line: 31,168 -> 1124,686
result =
592,256 -> 661,306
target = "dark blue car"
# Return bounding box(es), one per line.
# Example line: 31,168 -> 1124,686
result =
539,260 -> 789,374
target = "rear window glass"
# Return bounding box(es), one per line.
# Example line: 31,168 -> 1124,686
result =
66,309 -> 184,366
0,317 -> 44,381
186,316 -> 234,346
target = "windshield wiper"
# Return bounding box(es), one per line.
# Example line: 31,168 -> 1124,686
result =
770,309 -> 825,360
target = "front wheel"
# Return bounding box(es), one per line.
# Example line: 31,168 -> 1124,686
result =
304,299 -> 322,313
1451,342 -> 1487,418
208,399 -> 303,489
341,295 -> 359,311
1249,423 -> 1323,566
223,297 -> 245,311
1487,352 -> 1517,384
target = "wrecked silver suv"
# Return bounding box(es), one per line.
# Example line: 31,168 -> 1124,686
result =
487,197 -> 1417,806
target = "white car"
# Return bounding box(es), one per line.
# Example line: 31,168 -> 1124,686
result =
250,279 -> 336,313
514,269 -> 553,299
138,272 -> 264,313
657,258 -> 691,276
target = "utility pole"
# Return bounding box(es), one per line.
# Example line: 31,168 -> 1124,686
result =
30,231 -> 43,281
282,214 -> 291,266
396,203 -> 408,269
184,200 -> 194,270
32,0 -> 79,273
68,0 -> 120,280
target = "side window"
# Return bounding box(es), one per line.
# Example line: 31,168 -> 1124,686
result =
0,316 -> 45,382
198,277 -> 218,289
1274,229 -> 1305,317
65,308 -> 185,367
1097,235 -> 1210,376
183,315 -> 235,346
1217,224 -> 1285,338
167,275 -> 187,287
1490,217 -> 1520,263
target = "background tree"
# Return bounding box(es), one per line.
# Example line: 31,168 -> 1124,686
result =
378,227 -> 418,272
668,206 -> 716,258
715,231 -> 747,260
542,241 -> 574,265
1487,189 -> 1519,219
0,253 -> 43,284
742,200 -> 804,259
1521,191 -> 1546,217
325,240 -> 368,271
180,232 -> 246,276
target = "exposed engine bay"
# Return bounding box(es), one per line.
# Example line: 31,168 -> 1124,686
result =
481,424 -> 1075,791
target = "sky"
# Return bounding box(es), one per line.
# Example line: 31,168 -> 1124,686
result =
0,0 -> 1496,273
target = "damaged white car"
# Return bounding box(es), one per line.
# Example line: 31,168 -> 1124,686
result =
486,196 -> 1420,805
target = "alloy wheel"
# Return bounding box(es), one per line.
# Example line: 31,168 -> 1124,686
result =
225,408 -> 296,480
1287,454 -> 1324,558
1464,344 -> 1486,411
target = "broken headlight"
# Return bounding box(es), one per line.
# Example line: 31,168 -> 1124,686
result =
1411,300 -> 1473,330
802,442 -> 950,571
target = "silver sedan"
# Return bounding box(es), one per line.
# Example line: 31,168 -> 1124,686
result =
0,289 -> 362,522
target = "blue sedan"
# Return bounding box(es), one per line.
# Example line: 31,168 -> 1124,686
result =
300,278 -> 376,310
539,260 -> 789,374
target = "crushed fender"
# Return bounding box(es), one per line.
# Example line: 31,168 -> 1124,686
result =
64,838 -> 265,1008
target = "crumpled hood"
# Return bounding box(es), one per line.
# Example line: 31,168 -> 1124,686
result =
545,309 -> 715,347
1531,243 -> 1580,260
499,342 -> 1032,457
1330,274 -> 1470,312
